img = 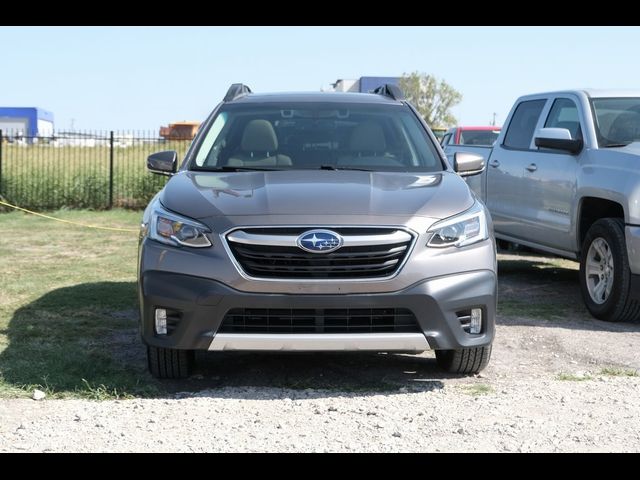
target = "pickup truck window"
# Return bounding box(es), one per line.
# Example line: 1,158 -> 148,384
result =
544,98 -> 582,140
591,97 -> 640,147
503,99 -> 546,150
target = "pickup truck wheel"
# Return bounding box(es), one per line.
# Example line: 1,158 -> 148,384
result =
435,345 -> 492,374
147,345 -> 194,379
580,218 -> 640,322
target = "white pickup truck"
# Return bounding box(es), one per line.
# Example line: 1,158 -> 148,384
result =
445,90 -> 640,323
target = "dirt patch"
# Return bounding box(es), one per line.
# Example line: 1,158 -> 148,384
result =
495,252 -> 640,375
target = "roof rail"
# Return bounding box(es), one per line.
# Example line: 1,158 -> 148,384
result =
224,83 -> 252,102
372,84 -> 404,101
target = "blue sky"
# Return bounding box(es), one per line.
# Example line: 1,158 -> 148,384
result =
1,26 -> 639,131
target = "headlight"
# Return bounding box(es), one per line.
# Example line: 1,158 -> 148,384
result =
149,204 -> 212,248
427,201 -> 488,248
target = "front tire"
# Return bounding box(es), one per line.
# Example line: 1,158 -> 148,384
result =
435,345 -> 492,374
147,345 -> 194,379
579,218 -> 640,323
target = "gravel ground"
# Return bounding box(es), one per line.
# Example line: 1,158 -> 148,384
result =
1,377 -> 639,452
1,252 -> 639,452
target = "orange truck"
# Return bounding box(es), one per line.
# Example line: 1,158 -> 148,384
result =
159,121 -> 201,140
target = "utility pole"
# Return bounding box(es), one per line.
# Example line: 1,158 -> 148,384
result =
491,112 -> 497,126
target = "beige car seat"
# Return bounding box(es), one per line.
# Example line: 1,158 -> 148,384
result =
227,120 -> 292,167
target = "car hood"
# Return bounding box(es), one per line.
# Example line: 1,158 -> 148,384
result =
590,143 -> 640,172
160,170 -> 474,220
610,141 -> 640,155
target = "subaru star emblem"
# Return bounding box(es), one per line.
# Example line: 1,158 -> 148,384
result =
297,229 -> 343,254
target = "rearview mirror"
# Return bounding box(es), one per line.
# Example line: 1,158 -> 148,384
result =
147,151 -> 178,176
534,128 -> 583,154
454,152 -> 485,177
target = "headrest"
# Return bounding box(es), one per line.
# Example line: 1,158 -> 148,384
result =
349,121 -> 386,152
241,120 -> 278,152
610,112 -> 640,143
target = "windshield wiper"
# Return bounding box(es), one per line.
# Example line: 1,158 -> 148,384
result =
319,165 -> 373,172
195,166 -> 282,172
602,143 -> 631,148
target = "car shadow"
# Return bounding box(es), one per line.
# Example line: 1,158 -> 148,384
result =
192,351 -> 448,397
0,282 -> 446,399
496,253 -> 640,333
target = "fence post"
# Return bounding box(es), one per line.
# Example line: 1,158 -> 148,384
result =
109,130 -> 114,209
0,129 -> 3,197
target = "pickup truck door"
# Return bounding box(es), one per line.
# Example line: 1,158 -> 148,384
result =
519,96 -> 582,251
486,99 -> 547,239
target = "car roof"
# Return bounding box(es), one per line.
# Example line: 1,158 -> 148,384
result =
518,89 -> 640,100
457,126 -> 501,131
227,91 -> 404,105
581,89 -> 640,98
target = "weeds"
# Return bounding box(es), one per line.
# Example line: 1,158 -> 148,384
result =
599,367 -> 638,377
556,372 -> 592,382
461,383 -> 493,396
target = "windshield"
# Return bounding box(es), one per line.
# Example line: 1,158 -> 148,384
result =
591,97 -> 640,147
191,103 -> 443,172
458,129 -> 500,146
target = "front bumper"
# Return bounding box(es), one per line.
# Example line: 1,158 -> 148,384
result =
209,332 -> 430,352
139,269 -> 496,351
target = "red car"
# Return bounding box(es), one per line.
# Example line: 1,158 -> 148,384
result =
441,126 -> 501,147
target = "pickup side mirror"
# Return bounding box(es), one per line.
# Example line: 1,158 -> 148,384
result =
454,152 -> 485,177
147,151 -> 178,176
534,128 -> 583,154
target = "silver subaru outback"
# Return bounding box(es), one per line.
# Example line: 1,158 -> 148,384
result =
138,83 -> 496,378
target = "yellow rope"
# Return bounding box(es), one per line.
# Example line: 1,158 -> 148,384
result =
0,199 -> 139,233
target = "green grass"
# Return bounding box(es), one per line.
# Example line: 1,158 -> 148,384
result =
599,367 -> 639,377
0,141 -> 190,210
555,372 -> 592,382
498,299 -> 573,319
0,209 -> 162,399
496,254 -> 583,320
460,383 -> 493,396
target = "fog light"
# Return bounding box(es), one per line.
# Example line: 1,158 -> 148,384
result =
155,308 -> 167,335
470,308 -> 482,334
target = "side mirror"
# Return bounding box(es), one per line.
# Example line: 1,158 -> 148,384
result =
534,128 -> 583,154
147,151 -> 178,176
454,152 -> 485,177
